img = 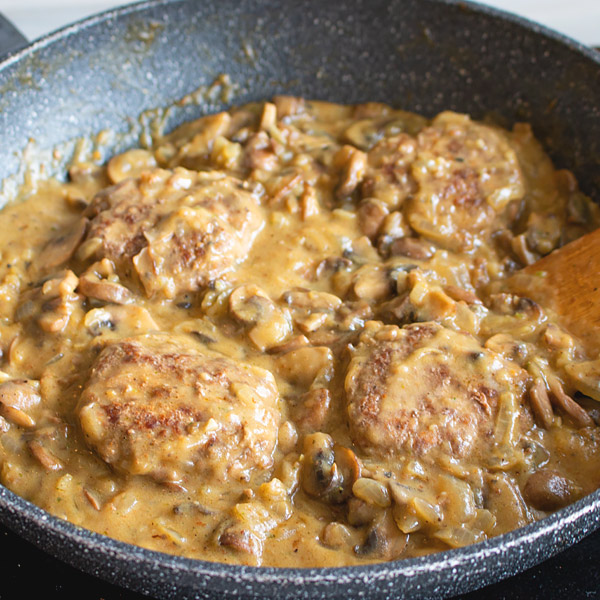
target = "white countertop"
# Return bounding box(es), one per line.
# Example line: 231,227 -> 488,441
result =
0,0 -> 598,46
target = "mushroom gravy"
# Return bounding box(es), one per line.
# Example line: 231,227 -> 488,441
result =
1,98 -> 599,567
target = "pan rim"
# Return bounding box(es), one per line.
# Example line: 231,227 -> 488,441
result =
1,477 -> 599,583
0,0 -> 599,594
0,0 -> 599,74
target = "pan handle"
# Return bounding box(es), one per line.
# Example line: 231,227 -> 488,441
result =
0,12 -> 27,58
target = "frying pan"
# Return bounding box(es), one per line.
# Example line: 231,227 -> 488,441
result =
0,1 -> 599,598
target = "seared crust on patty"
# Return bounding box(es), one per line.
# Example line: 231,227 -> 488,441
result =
345,321 -> 529,457
83,168 -> 264,297
406,112 -> 525,251
78,334 -> 280,483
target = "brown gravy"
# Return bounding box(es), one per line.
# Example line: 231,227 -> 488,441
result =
0,98 -> 599,567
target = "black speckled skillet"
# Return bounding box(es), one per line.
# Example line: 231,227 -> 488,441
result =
0,1 -> 599,598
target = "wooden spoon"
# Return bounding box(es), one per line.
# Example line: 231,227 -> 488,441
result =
507,228 -> 600,353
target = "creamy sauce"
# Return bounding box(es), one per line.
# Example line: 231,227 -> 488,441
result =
0,98 -> 599,567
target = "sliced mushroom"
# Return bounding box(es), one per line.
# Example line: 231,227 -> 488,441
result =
564,358 -> 600,402
389,236 -> 435,260
344,119 -> 383,151
511,233 -> 539,266
334,145 -> 367,199
320,522 -> 355,550
273,95 -> 305,119
218,528 -> 260,556
216,479 -> 290,564
83,308 -> 116,336
338,299 -> 374,330
378,293 -> 417,325
443,285 -> 481,305
485,474 -> 528,533
38,217 -> 88,271
245,131 -> 278,172
354,524 -> 389,557
546,373 -> 593,428
68,161 -> 102,184
76,236 -> 104,262
566,189 -> 600,226
42,269 -> 79,297
301,433 -> 338,499
543,323 -> 575,352
0,380 -> 40,412
482,295 -> 547,339
294,313 -> 325,333
525,213 -> 561,256
523,469 -> 576,511
389,480 -> 442,533
352,265 -> 394,302
277,347 -> 334,388
301,433 -> 361,504
528,378 -> 554,428
484,333 -> 529,364
514,297 -> 545,320
282,289 -> 342,312
315,256 -> 353,279
352,478 -> 391,508
28,440 -> 63,471
300,183 -> 320,219
268,334 -> 310,355
353,103 -> 391,119
334,445 -> 363,493
407,271 -> 457,321
522,439 -> 550,470
78,259 -> 133,304
37,302 -> 71,333
265,171 -> 303,206
173,112 -> 232,166
354,512 -> 407,560
107,149 -> 157,184
259,102 -> 277,131
0,380 -> 41,428
376,211 -> 412,256
229,285 -> 274,324
347,497 -> 380,527
282,289 -> 341,333
210,135 -> 242,170
357,198 -> 389,239
20,270 -> 82,334
229,285 -> 291,351
63,189 -> 89,211
173,501 -> 216,516
251,312 -> 291,351
83,305 -> 158,337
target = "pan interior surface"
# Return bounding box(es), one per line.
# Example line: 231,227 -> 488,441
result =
0,0 -> 599,197
0,1 -> 599,599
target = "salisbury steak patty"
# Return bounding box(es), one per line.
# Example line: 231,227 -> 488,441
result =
406,112 -> 525,251
83,168 -> 264,297
78,334 -> 280,483
345,321 -> 529,457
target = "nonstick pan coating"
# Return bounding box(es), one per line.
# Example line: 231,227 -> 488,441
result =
0,1 -> 599,598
